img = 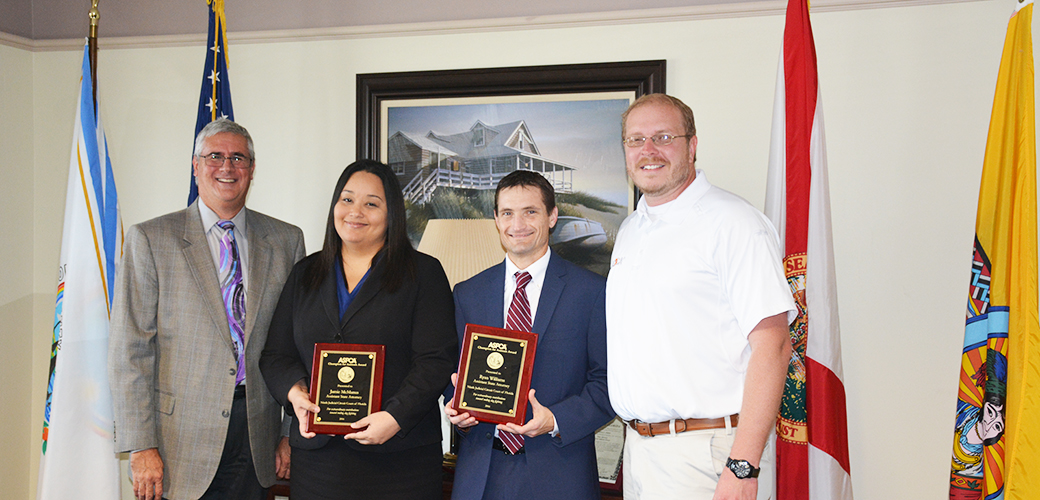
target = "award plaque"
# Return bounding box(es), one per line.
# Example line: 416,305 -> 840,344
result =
307,343 -> 385,435
450,324 -> 538,425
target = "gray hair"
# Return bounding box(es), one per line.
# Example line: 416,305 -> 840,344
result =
193,118 -> 255,159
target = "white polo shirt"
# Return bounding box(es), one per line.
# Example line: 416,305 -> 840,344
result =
605,171 -> 795,423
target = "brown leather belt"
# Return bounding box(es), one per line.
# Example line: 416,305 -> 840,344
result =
628,414 -> 739,437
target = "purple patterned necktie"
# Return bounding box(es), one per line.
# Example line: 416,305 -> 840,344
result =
217,220 -> 246,385
500,271 -> 533,454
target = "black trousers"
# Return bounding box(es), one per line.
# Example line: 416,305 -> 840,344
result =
290,440 -> 442,500
199,385 -> 267,500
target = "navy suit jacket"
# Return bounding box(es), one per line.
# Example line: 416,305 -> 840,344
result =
450,252 -> 614,500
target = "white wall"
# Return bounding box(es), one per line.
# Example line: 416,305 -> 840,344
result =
9,0 -> 1027,498
1,42 -> 36,500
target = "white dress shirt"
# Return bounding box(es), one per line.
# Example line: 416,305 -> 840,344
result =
502,249 -> 551,327
501,248 -> 558,437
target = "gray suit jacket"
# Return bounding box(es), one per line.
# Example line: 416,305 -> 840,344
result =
109,202 -> 305,500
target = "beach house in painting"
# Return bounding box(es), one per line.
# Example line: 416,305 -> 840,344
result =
388,120 -> 575,204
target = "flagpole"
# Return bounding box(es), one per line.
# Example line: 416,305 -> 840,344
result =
87,0 -> 99,113
37,26 -> 123,500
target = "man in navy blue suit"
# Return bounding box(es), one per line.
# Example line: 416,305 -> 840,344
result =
445,170 -> 615,500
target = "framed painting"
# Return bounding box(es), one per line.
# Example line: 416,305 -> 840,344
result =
357,61 -> 665,279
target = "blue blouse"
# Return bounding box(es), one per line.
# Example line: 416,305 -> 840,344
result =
334,258 -> 372,321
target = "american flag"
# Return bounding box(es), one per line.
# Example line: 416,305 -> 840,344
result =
188,0 -> 235,206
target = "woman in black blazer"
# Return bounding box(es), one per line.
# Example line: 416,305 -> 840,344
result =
260,160 -> 457,500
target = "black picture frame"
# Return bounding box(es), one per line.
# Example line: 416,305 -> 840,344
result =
356,60 -> 667,162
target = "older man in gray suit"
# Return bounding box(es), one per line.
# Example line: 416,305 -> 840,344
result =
109,119 -> 305,500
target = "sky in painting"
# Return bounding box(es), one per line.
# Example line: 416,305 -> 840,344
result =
387,98 -> 630,206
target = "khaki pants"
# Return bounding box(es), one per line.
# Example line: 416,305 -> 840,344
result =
623,425 -> 776,500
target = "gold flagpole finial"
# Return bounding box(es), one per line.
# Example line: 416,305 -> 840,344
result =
88,0 -> 100,38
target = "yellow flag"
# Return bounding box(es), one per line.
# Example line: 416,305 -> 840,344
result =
949,1 -> 1038,499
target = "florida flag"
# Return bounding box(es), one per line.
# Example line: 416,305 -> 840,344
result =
949,1 -> 1038,499
764,0 -> 853,498
37,44 -> 123,499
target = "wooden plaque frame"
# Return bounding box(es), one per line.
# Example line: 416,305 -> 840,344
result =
307,343 -> 385,435
450,324 -> 538,426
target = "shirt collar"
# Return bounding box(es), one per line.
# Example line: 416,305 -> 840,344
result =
635,169 -> 710,226
198,199 -> 247,235
504,247 -> 552,282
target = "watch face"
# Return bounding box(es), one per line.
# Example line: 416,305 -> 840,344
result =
727,458 -> 754,479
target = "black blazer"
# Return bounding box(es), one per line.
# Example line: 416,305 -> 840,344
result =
260,250 -> 457,452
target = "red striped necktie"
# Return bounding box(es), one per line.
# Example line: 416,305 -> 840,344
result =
500,271 -> 532,454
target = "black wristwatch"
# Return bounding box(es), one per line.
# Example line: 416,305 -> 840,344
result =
725,457 -> 761,479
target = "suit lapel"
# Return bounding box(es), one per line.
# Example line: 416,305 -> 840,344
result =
319,267 -> 341,336
244,209 -> 270,346
532,253 -> 565,335
340,256 -> 386,330
485,262 -> 507,328
320,254 -> 388,337
181,202 -> 236,356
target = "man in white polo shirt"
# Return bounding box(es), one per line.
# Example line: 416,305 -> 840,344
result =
606,93 -> 795,500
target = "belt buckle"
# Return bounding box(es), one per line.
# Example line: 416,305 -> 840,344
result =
635,419 -> 656,437
628,417 -> 644,436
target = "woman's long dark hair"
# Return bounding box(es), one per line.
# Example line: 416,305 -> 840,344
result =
304,160 -> 416,293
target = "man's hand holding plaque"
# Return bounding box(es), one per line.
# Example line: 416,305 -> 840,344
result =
449,324 -> 538,425
306,343 -> 385,435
